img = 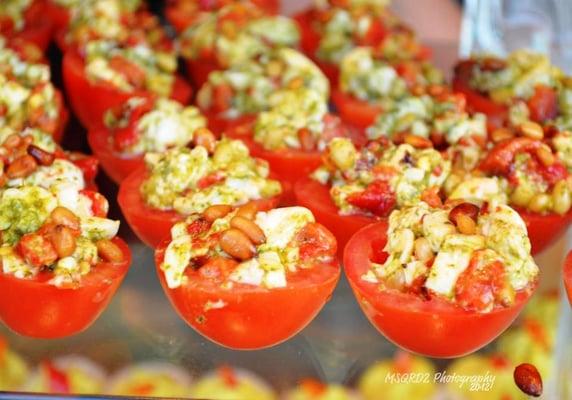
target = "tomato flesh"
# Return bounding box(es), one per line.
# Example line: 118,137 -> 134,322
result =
344,222 -> 537,358
331,89 -> 382,129
1,1 -> 53,52
452,61 -> 508,131
518,208 -> 572,254
294,178 -> 380,254
88,128 -> 144,184
154,242 -> 340,349
564,251 -> 572,306
118,167 -> 281,248
63,50 -> 192,130
185,57 -> 220,91
0,237 -> 131,338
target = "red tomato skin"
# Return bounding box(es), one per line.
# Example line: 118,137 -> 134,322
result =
185,57 -> 220,91
452,61 -> 508,131
63,50 -> 192,130
45,1 -> 71,34
564,251 -> 572,306
0,237 -> 131,338
52,89 -> 69,143
294,178 -> 380,254
202,110 -> 255,137
154,243 -> 340,349
517,208 -> 572,255
344,222 -> 537,358
88,128 -> 143,184
118,167 -> 281,248
1,1 -> 53,52
331,89 -> 382,129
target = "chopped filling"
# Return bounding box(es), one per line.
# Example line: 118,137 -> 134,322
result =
0,40 -> 62,136
366,86 -> 487,146
84,40 -> 177,96
196,48 -> 328,118
65,1 -> 168,51
447,134 -> 572,215
189,367 -> 274,400
141,136 -> 282,214
254,88 -> 344,151
313,139 -> 451,216
287,378 -> 356,400
340,46 -> 443,105
104,97 -> 207,155
0,0 -> 32,31
179,3 -> 299,67
161,205 -> 336,289
363,201 -> 538,312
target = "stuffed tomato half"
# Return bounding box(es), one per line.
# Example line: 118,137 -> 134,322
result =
0,39 -> 68,141
179,2 -> 299,88
89,97 -> 207,183
294,0 -> 431,86
63,40 -> 191,130
344,201 -> 539,358
226,87 -> 360,203
0,0 -> 52,52
333,45 -> 442,129
453,50 -> 568,132
155,204 -> 340,349
196,47 -> 328,135
295,134 -> 452,251
118,134 -> 283,248
0,147 -> 130,337
165,0 -> 280,33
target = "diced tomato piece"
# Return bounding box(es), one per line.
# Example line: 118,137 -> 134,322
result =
186,218 -> 211,237
16,233 -> 58,268
370,237 -> 389,264
455,256 -> 507,312
80,190 -> 109,217
489,354 -> 510,369
43,361 -> 71,394
69,154 -> 99,183
213,84 -> 233,112
527,85 -> 559,123
300,378 -> 327,396
218,365 -> 238,387
523,318 -> 549,351
395,61 -> 421,87
197,257 -> 238,283
347,180 -> 396,217
113,126 -> 139,152
109,56 -> 146,89
129,383 -> 154,395
358,19 -> 387,46
479,137 -> 542,176
538,161 -> 568,187
294,222 -> 337,261
197,172 -> 225,189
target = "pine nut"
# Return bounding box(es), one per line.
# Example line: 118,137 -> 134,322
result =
448,202 -> 480,226
536,145 -> 555,167
414,237 -> 433,261
519,121 -> 544,140
491,127 -> 514,143
203,204 -> 232,222
528,193 -> 552,213
404,134 -> 433,149
96,239 -> 124,263
456,214 -> 477,235
27,145 -> 55,166
230,216 -> 265,245
220,229 -> 255,261
552,180 -> 572,215
3,134 -> 21,149
50,225 -> 77,258
193,127 -> 216,154
235,202 -> 258,220
6,155 -> 37,179
49,207 -> 81,231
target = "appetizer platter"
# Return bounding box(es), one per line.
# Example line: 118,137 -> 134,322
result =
0,0 -> 570,398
